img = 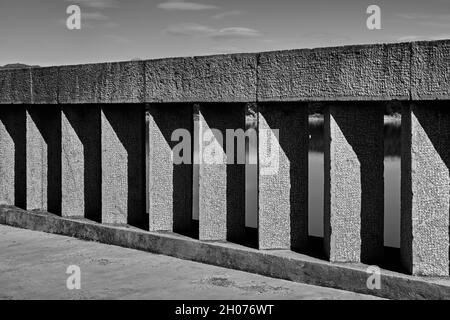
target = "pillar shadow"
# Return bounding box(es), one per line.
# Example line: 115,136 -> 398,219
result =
259,102 -> 309,252
102,105 -> 147,229
1,106 -> 26,208
148,103 -> 195,238
326,102 -> 384,264
200,103 -> 250,246
63,105 -> 101,222
401,101 -> 450,275
27,106 -> 61,215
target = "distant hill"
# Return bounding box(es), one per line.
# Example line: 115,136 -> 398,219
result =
0,63 -> 40,70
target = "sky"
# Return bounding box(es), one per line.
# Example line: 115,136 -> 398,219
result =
0,0 -> 449,66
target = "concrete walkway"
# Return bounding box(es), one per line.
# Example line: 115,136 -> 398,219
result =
0,225 -> 380,300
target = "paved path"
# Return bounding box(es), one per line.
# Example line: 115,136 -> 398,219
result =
0,225 -> 380,300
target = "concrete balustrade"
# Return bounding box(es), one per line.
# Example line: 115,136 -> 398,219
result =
0,39 -> 450,281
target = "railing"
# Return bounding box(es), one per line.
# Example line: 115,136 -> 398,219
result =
0,39 -> 449,278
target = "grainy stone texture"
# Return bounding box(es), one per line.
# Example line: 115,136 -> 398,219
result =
412,40 -> 450,100
26,107 -> 61,213
59,62 -> 144,104
258,43 -> 411,101
324,103 -> 384,263
198,104 -> 246,242
61,105 -> 101,220
101,105 -> 146,228
2,206 -> 450,300
147,104 -> 193,234
31,67 -> 58,104
2,40 -> 450,104
258,103 -> 308,250
145,54 -> 257,102
401,102 -> 450,276
0,106 -> 26,207
0,68 -> 31,104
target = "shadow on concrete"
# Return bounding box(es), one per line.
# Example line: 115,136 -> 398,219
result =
148,103 -> 195,238
63,105 -> 101,222
0,106 -> 26,209
401,101 -> 450,275
324,102 -> 384,265
258,102 -> 309,252
27,106 -> 62,215
200,103 -> 249,246
102,105 -> 147,229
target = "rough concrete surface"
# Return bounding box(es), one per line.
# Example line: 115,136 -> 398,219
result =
0,224 -> 380,300
257,43 -> 411,101
145,54 -> 257,103
61,105 -> 101,220
101,105 -> 145,227
324,103 -> 384,263
198,104 -> 246,242
412,40 -> 450,100
25,106 -> 62,213
0,40 -> 449,104
58,61 -> 144,104
401,102 -> 450,276
147,104 -> 193,233
31,67 -> 58,104
258,103 -> 308,250
2,206 -> 450,300
0,68 -> 31,104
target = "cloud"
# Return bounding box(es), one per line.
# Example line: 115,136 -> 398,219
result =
397,13 -> 450,28
164,23 -> 216,36
212,10 -> 242,19
158,0 -> 219,11
164,23 -> 261,41
66,0 -> 119,9
210,27 -> 261,40
82,12 -> 109,21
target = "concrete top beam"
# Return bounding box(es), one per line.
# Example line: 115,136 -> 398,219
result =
0,40 -> 449,104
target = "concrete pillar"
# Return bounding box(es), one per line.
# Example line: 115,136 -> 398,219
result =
324,103 -> 384,263
0,106 -> 26,207
258,103 -> 309,250
26,106 -> 61,213
401,102 -> 450,276
147,104 -> 193,235
61,106 -> 101,220
197,103 -> 246,242
101,105 -> 146,227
